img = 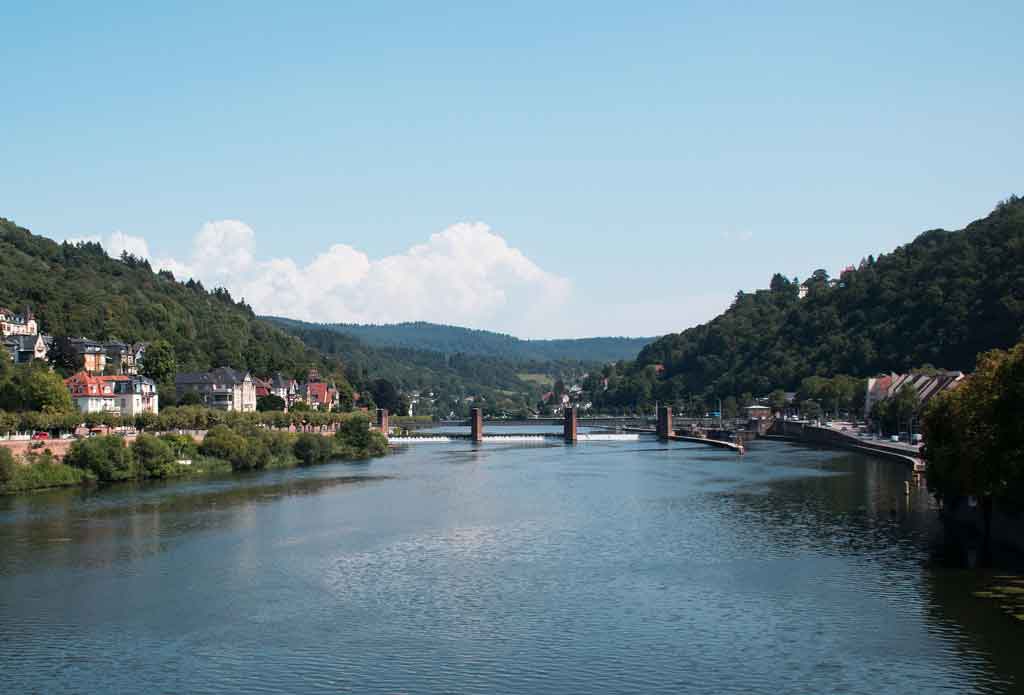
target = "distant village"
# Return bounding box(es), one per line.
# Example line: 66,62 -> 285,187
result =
4,305 -> 964,427
2,307 -> 350,417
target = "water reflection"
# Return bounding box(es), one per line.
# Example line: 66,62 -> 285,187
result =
0,473 -> 391,577
0,438 -> 1020,694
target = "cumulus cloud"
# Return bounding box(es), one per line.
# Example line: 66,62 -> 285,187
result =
120,220 -> 571,336
66,231 -> 151,259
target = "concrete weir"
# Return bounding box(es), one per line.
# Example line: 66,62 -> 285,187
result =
386,405 -> 732,449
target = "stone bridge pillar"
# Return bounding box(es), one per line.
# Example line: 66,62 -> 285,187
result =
657,405 -> 673,440
376,408 -> 389,434
470,408 -> 483,443
564,406 -> 578,443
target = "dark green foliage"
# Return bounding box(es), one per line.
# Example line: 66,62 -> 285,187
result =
257,394 -> 286,411
158,433 -> 199,460
0,450 -> 93,494
0,447 -> 15,487
65,436 -> 136,482
266,318 -> 653,362
604,197 -> 1024,404
200,425 -> 251,471
141,339 -> 176,385
923,338 -> 1024,506
369,378 -> 405,414
0,362 -> 74,413
178,391 -> 202,406
132,434 -> 178,478
293,433 -> 330,466
337,413 -> 372,450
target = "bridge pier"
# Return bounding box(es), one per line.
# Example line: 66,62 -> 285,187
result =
564,406 -> 578,443
376,408 -> 389,434
470,408 -> 483,443
656,405 -> 673,440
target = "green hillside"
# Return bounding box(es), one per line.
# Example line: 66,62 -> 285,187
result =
0,217 -> 345,381
598,196 -> 1024,406
265,318 -> 654,363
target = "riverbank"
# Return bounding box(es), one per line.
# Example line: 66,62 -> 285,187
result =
0,416 -> 388,495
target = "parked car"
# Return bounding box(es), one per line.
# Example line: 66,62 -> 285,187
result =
890,435 -> 900,443
30,431 -> 50,441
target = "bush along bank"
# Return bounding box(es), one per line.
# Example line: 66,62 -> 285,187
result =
0,447 -> 94,494
1,413 -> 388,494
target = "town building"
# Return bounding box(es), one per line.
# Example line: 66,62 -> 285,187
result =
746,404 -> 772,420
175,367 -> 257,412
864,371 -> 965,418
65,372 -> 159,416
0,307 -> 38,337
3,334 -> 49,363
65,338 -> 109,374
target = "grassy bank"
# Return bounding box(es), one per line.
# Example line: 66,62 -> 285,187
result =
0,413 -> 388,495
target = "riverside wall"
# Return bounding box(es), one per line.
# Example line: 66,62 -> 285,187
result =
767,420 -> 920,466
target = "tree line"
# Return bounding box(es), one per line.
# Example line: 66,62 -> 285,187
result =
594,196 -> 1024,409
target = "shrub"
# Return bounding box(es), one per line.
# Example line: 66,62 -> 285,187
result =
337,413 -> 372,449
65,436 -> 137,482
132,434 -> 178,479
158,433 -> 199,460
0,447 -> 16,487
294,433 -> 329,466
200,425 -> 251,471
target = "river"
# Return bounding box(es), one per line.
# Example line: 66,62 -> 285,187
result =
0,435 -> 1021,693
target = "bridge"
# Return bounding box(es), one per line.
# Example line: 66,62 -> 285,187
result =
383,407 -> 745,453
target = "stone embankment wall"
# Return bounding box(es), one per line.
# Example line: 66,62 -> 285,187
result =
767,420 -> 919,466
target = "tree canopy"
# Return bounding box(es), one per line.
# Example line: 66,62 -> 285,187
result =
599,196 -> 1024,405
922,338 -> 1024,506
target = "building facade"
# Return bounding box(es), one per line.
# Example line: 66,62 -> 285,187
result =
0,307 -> 38,337
65,372 -> 159,416
175,367 -> 257,412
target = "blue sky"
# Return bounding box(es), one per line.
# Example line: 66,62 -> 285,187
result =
2,1 -> 1021,338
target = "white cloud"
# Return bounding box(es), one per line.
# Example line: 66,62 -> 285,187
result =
127,220 -> 571,336
66,231 -> 151,259
721,229 -> 754,242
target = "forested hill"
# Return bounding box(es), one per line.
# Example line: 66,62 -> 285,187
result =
0,217 -> 338,379
630,196 -> 1024,398
263,318 -> 654,363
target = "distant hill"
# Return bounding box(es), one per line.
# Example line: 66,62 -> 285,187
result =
605,195 -> 1024,402
263,318 -> 655,363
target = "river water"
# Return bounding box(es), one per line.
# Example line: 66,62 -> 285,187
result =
1,435 -> 1021,693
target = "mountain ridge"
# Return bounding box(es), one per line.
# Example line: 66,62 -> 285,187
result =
262,317 -> 655,363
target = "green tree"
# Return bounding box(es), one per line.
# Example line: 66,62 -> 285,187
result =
141,339 -> 177,385
0,446 -> 16,488
257,394 -> 286,412
0,363 -> 74,413
178,390 -> 202,406
337,413 -> 372,449
801,400 -> 823,421
769,389 -> 787,413
294,433 -> 328,466
132,434 -> 178,478
65,436 -> 137,482
199,425 -> 250,470
923,340 -> 1024,506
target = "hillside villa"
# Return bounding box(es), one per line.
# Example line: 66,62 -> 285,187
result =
64,372 -> 159,416
175,367 -> 258,412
